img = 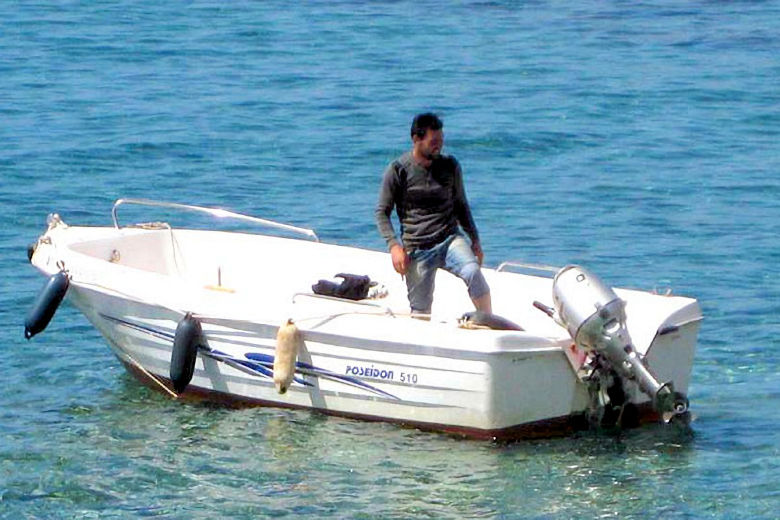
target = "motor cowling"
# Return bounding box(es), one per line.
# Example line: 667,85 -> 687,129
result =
552,265 -> 688,420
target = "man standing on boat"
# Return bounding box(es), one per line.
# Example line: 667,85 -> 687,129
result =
375,113 -> 492,317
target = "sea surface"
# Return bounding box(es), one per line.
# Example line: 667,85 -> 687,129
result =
2,1 -> 779,518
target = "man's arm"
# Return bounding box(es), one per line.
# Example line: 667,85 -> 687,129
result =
375,163 -> 400,250
375,163 -> 410,274
452,161 -> 479,243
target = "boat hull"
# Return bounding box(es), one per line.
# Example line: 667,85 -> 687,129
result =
29,217 -> 702,440
67,284 -> 699,440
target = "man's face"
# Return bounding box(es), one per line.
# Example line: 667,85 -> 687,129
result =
415,128 -> 444,160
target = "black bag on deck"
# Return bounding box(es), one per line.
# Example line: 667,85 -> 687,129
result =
312,273 -> 371,301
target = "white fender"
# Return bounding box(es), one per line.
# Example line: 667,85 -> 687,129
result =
274,319 -> 302,394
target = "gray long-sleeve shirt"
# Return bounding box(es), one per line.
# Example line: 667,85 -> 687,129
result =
375,151 -> 479,252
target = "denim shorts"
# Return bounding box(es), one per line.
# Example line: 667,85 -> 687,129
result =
405,233 -> 490,314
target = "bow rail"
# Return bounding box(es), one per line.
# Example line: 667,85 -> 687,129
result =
111,198 -> 319,242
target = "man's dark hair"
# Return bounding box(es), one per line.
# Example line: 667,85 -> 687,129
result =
411,113 -> 443,138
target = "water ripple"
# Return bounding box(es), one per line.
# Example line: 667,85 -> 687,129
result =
2,1 -> 779,519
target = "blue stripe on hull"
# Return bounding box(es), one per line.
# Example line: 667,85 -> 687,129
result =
99,313 -> 399,400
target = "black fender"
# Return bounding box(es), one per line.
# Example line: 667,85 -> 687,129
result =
170,313 -> 204,393
24,271 -> 70,339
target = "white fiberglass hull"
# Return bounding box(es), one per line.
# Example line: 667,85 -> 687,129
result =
29,214 -> 701,440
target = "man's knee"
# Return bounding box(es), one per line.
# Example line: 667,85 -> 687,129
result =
460,262 -> 490,300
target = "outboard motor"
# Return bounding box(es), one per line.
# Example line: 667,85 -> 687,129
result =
551,265 -> 688,425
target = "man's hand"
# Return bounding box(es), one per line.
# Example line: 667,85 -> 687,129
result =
390,244 -> 409,275
472,241 -> 484,266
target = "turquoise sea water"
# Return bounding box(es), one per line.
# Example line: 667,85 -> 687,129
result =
2,1 -> 779,518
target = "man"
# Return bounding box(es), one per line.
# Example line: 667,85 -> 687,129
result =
375,113 -> 492,317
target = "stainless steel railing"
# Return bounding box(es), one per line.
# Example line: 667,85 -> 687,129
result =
111,198 -> 319,241
495,261 -> 560,275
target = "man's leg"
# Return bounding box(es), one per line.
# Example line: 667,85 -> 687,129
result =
405,248 -> 438,319
471,292 -> 492,314
445,235 -> 492,313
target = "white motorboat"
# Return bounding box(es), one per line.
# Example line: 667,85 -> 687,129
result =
25,199 -> 701,440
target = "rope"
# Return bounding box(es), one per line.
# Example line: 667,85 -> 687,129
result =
122,349 -> 179,399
